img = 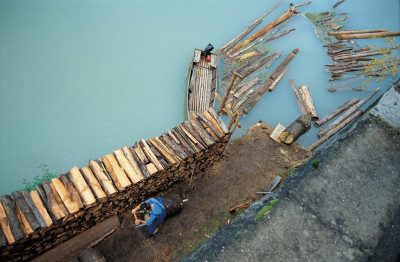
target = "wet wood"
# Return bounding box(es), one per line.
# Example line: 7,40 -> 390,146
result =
280,115 -> 311,144
332,0 -> 345,9
328,29 -> 388,35
237,51 -> 279,82
68,167 -> 97,206
113,149 -> 143,183
11,191 -> 41,232
289,79 -> 308,116
309,110 -> 363,151
298,85 -> 319,120
218,0 -> 283,53
122,146 -> 146,180
332,50 -> 390,61
227,7 -> 298,55
80,167 -> 107,200
24,190 -> 52,228
233,78 -> 260,99
89,160 -> 118,196
318,88 -> 380,138
314,97 -> 360,127
233,89 -> 254,113
268,67 -> 289,92
0,200 -> 16,244
217,72 -> 240,115
0,196 -> 25,241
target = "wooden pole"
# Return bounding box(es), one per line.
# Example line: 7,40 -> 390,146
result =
298,85 -> 319,121
267,67 -> 289,92
328,29 -> 388,35
335,31 -> 400,40
318,88 -> 380,138
289,79 -> 308,117
314,97 -> 360,127
227,7 -> 298,56
309,110 -> 363,151
217,72 -> 241,115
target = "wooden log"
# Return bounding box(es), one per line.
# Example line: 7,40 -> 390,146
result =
289,79 -> 308,117
265,52 -> 281,69
132,143 -> 149,164
227,7 -> 298,55
332,0 -> 345,9
280,115 -> 311,144
318,88 -> 380,138
332,50 -> 390,61
148,138 -> 179,164
233,78 -> 260,99
198,113 -> 224,139
267,67 -> 289,92
49,182 -> 69,218
227,111 -> 238,130
293,1 -> 311,8
128,147 -> 151,179
244,49 -> 299,114
32,215 -> 119,262
314,97 -> 360,127
0,200 -> 16,244
113,149 -> 143,183
207,108 -> 229,135
23,190 -> 52,228
0,196 -> 25,241
198,119 -> 219,142
11,191 -> 41,232
68,167 -> 97,206
298,85 -> 319,120
122,146 -> 146,180
140,139 -> 164,171
235,51 -> 260,61
174,127 -> 200,153
328,29 -> 388,35
0,226 -> 7,247
233,89 -> 254,113
14,200 -> 33,236
37,182 -> 66,222
160,133 -> 189,160
190,118 -> 215,147
218,0 -> 283,53
237,51 -> 279,81
80,167 -> 107,201
171,128 -> 197,155
89,160 -> 118,196
182,121 -> 207,149
51,177 -> 82,215
167,131 -> 194,157
309,110 -> 363,151
146,163 -> 158,175
270,123 -> 286,143
217,72 -> 240,115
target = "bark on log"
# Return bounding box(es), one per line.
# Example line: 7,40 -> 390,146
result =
171,128 -> 197,155
280,115 -> 311,144
204,109 -> 227,135
328,29 -> 388,35
233,88 -> 254,112
113,149 -> 142,184
102,155 -> 132,192
122,146 -> 146,180
0,199 -> 17,244
127,148 -> 151,179
309,110 -> 363,151
207,108 -> 230,135
132,142 -> 149,164
38,181 -> 67,222
298,85 -> 319,120
148,138 -> 179,165
314,97 -> 360,127
181,121 -> 207,149
198,113 -> 224,138
51,177 -> 82,215
318,88 -> 380,137
267,67 -> 289,92
80,167 -> 107,200
217,72 -> 240,115
289,79 -> 308,116
227,7 -> 298,55
89,160 -> 118,196
11,191 -> 41,232
233,78 -> 260,99
160,133 -> 189,160
22,191 -> 49,229
49,182 -> 69,218
189,119 -> 215,147
270,123 -> 285,143
68,167 -> 97,206
140,139 -> 164,171
0,196 -> 25,241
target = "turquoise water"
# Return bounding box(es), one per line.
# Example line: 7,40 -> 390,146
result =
1,0 -> 399,195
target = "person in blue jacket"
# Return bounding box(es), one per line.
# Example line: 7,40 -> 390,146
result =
132,197 -> 166,237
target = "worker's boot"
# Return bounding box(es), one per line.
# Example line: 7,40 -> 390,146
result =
141,230 -> 150,238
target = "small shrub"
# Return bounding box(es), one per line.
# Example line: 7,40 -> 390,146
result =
21,163 -> 59,192
311,159 -> 320,169
255,199 -> 279,222
234,229 -> 243,240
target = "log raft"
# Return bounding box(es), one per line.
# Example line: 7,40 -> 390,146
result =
0,110 -> 230,261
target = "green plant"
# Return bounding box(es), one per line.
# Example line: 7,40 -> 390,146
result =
234,229 -> 243,240
311,159 -> 320,169
21,163 -> 59,191
372,116 -> 400,135
255,199 -> 279,222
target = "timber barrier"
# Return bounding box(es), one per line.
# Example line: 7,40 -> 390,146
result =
0,109 -> 230,261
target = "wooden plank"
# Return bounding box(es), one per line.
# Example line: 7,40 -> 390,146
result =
128,147 -> 151,179
51,177 -> 82,215
23,190 -> 52,228
89,160 -> 118,196
68,167 -> 97,206
80,167 -> 107,201
139,139 -> 164,171
122,146 -> 145,180
210,53 -> 218,68
40,181 -> 67,222
32,215 -> 120,262
190,118 -> 215,147
193,49 -> 201,63
207,108 -> 229,134
102,155 -> 132,191
265,176 -> 282,192
49,182 -> 69,217
11,191 -> 41,232
0,200 -> 16,244
114,149 -> 142,183
148,138 -> 178,164
0,196 -> 25,241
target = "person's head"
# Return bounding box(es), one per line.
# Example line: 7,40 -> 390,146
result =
140,202 -> 151,212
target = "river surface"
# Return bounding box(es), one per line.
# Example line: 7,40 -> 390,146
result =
1,0 -> 399,195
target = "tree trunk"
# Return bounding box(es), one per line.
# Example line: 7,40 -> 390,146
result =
68,166 -> 98,206
335,31 -> 400,40
280,115 -> 311,144
298,85 -> 319,120
289,79 -> 308,116
314,97 -> 359,127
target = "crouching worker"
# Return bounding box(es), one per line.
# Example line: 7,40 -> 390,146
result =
132,197 -> 166,238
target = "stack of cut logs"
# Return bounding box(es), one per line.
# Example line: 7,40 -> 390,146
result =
0,109 -> 230,261
216,2 -> 311,118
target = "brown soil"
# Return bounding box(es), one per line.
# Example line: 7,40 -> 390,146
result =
94,121 -> 311,261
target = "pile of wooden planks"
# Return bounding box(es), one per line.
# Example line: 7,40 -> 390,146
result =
0,109 -> 230,261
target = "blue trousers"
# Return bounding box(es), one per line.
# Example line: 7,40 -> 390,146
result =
147,197 -> 166,234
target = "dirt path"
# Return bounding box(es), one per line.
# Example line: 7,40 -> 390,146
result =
95,121 -> 311,261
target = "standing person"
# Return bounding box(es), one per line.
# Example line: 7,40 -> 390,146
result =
132,197 -> 166,238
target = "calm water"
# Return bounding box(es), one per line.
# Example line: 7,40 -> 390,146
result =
1,0 -> 399,195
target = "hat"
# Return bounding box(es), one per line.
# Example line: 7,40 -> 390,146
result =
140,202 -> 151,211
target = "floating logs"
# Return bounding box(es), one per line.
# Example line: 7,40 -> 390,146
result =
280,115 -> 311,144
298,85 -> 319,121
289,79 -> 308,117
331,30 -> 400,40
314,97 -> 360,127
0,109 -> 230,261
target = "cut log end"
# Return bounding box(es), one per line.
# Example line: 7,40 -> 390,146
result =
280,131 -> 293,144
